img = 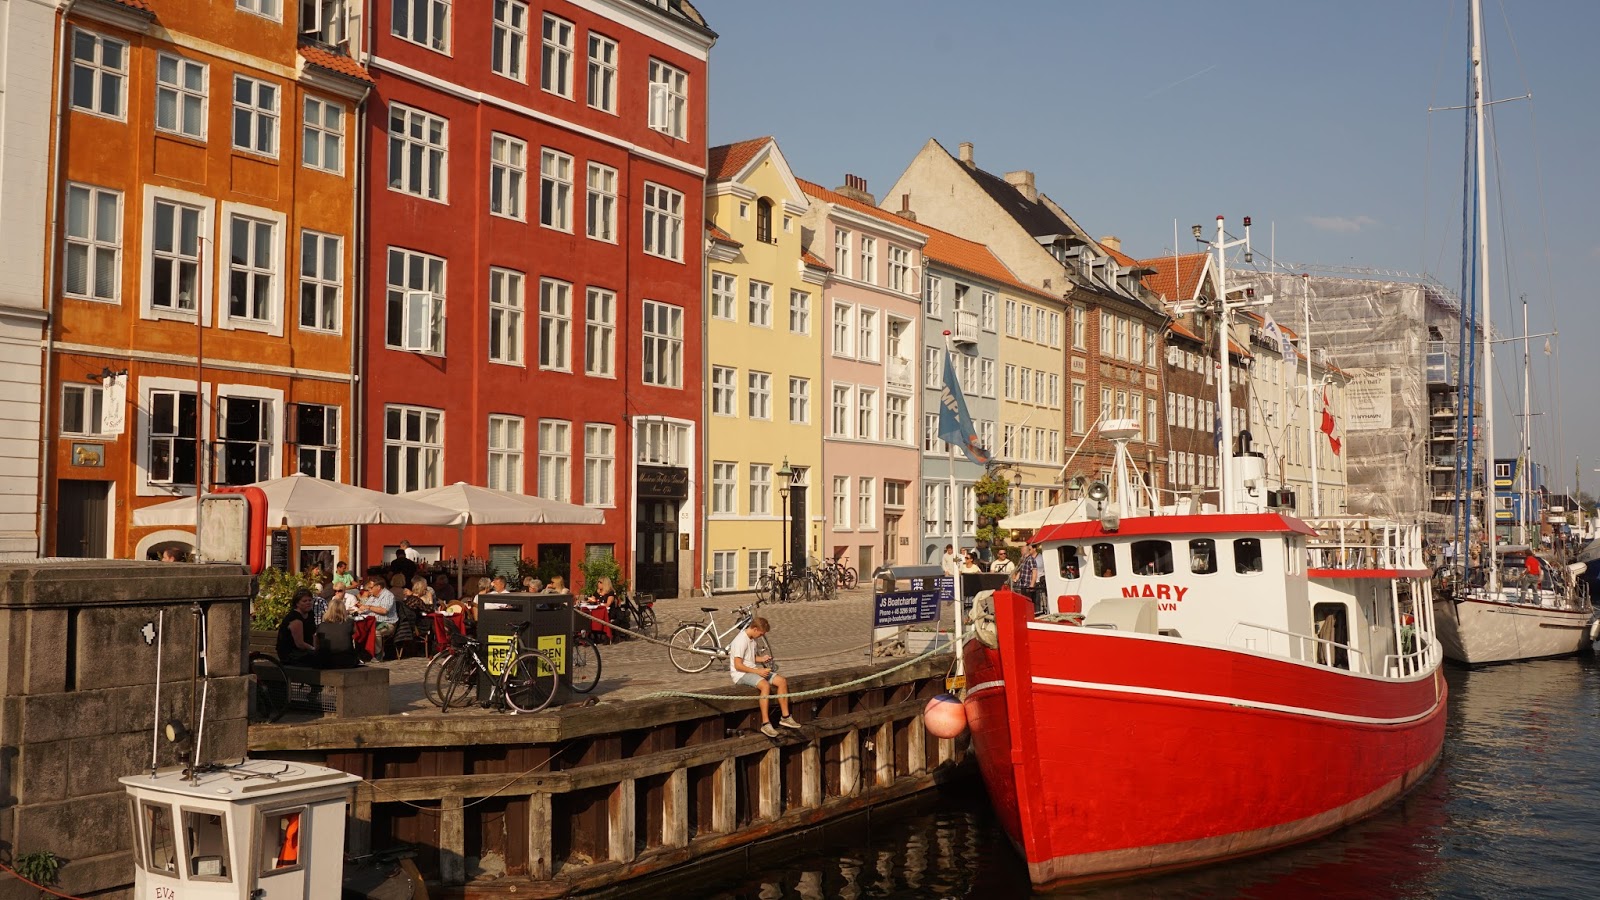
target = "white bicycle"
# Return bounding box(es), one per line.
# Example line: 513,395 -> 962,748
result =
667,602 -> 758,674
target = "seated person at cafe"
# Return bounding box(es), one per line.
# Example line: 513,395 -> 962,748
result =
432,572 -> 458,604
276,590 -> 317,665
544,575 -> 568,595
489,575 -> 512,594
388,547 -> 418,586
314,600 -> 360,669
586,576 -> 619,610
331,560 -> 356,590
522,576 -> 543,593
406,576 -> 436,609
356,576 -> 399,661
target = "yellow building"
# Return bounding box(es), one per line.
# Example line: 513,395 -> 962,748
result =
704,138 -> 826,591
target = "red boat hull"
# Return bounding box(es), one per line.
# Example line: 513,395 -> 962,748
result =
962,589 -> 1447,887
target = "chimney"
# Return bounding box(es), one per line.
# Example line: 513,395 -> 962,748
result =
894,192 -> 917,222
958,142 -> 975,167
1004,170 -> 1037,203
835,173 -> 875,205
1100,235 -> 1122,253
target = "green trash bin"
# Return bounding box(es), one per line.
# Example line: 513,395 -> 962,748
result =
476,592 -> 574,705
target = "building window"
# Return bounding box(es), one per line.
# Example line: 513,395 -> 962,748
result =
1115,317 -> 1128,359
755,198 -> 773,243
747,280 -> 772,327
537,420 -> 571,501
391,0 -> 449,51
237,0 -> 279,18
857,308 -> 878,361
980,359 -> 995,397
385,247 -> 446,353
61,384 -> 105,436
1073,305 -> 1086,350
490,134 -> 526,220
64,184 -> 121,302
1004,299 -> 1017,336
1002,423 -> 1015,458
583,423 -> 614,506
858,477 -> 875,529
832,475 -> 850,528
749,464 -> 772,515
150,199 -> 202,313
709,272 -> 735,320
298,230 -> 341,332
789,290 -> 810,334
384,405 -> 442,492
832,303 -> 852,357
302,97 -> 343,174
789,377 -> 810,424
747,371 -> 771,420
585,287 -> 615,377
156,54 -> 207,139
885,480 -> 907,509
292,402 -> 338,478
889,246 -> 911,293
214,396 -> 273,486
538,278 -> 571,371
746,550 -> 770,590
885,394 -> 908,443
231,76 -> 278,157
1131,322 -> 1145,365
641,300 -> 683,387
923,483 -> 938,532
587,33 -> 617,113
712,550 -> 736,589
833,229 -> 852,278
925,275 -> 942,317
856,388 -> 876,440
388,104 -> 447,201
831,385 -> 851,437
226,214 -> 277,325
925,348 -> 942,390
585,163 -> 617,241
492,0 -> 528,81
1072,382 -> 1086,433
539,149 -> 573,231
71,30 -> 127,119
148,390 -> 199,486
711,365 -> 736,416
981,291 -> 997,330
487,414 -> 524,492
642,182 -> 683,261
711,461 -> 736,514
488,267 -> 524,364
859,236 -> 876,285
647,58 -> 687,138
922,413 -> 941,453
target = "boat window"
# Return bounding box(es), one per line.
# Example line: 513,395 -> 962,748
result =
259,808 -> 307,875
1057,545 -> 1081,580
1285,536 -> 1301,574
1091,542 -> 1117,578
1189,539 -> 1217,575
1234,538 -> 1263,574
127,797 -> 145,871
183,808 -> 231,882
142,800 -> 178,875
1131,540 -> 1173,576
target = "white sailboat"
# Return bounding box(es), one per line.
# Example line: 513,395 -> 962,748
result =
1430,0 -> 1594,665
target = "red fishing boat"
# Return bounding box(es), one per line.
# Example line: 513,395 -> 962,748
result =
962,417 -> 1447,887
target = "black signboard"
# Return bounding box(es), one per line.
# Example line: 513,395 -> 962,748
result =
638,465 -> 689,499
270,529 -> 291,572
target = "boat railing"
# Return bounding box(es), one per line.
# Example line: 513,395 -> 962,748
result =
1303,517 -> 1424,571
1227,621 -> 1368,673
1380,641 -> 1438,679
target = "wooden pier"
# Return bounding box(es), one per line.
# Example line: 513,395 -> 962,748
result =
249,654 -> 964,897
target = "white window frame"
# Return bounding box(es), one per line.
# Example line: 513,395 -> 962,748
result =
537,419 -> 572,502
539,148 -> 573,231
237,0 -> 280,21
833,228 -> 852,279
141,187 -> 212,322
857,308 -> 878,362
220,204 -> 285,335
832,475 -> 850,529
789,290 -> 810,334
583,423 -> 615,507
858,476 -> 875,529
301,96 -> 345,175
231,75 -> 279,158
642,182 -> 683,262
291,400 -> 340,479
587,33 -> 618,114
298,230 -> 342,333
856,387 -> 877,441
213,384 -> 282,488
832,302 -> 853,357
711,461 -> 737,514
538,278 -> 572,372
385,246 -> 446,355
888,246 -> 911,293
387,103 -> 448,202
709,271 -> 735,321
711,550 -> 736,589
487,414 -> 525,492
747,370 -> 772,420
491,0 -> 528,83
391,0 -> 451,53
584,287 -> 615,377
61,383 -> 106,437
70,29 -> 127,120
747,280 -> 772,328
155,54 -> 208,140
384,405 -> 444,494
885,393 -> 908,443
981,291 -> 997,331
788,376 -> 810,424
859,236 -> 876,285
488,267 -> 524,365
711,365 -> 736,416
925,275 -> 942,317
641,300 -> 683,388
490,133 -> 527,221
540,14 -> 574,98
64,183 -> 122,303
647,57 -> 687,139
585,162 -> 617,242
139,378 -> 201,494
831,383 -> 852,438
749,463 -> 772,516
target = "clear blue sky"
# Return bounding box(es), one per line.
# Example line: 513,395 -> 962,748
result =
697,0 -> 1600,496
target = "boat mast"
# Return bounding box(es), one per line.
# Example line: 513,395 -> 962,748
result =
1519,297 -> 1530,547
1215,217 -> 1234,514
1470,0 -> 1498,584
1303,274 -> 1320,516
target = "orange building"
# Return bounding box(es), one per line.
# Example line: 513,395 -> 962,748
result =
43,0 -> 370,563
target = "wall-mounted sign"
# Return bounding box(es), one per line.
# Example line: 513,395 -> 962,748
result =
269,529 -> 291,571
638,465 -> 688,499
71,443 -> 105,467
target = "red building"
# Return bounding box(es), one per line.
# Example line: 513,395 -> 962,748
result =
360,0 -> 714,596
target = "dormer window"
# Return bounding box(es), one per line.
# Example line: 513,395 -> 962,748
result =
755,198 -> 772,243
302,0 -> 348,47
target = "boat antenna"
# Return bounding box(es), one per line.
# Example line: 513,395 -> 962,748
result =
149,608 -> 164,778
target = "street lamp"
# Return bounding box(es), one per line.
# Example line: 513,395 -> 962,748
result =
777,456 -> 793,579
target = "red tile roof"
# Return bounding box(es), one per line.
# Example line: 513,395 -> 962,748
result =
796,178 -> 925,235
1139,252 -> 1209,302
707,138 -> 772,182
1167,319 -> 1250,360
920,227 -> 1058,304
705,219 -> 741,247
1104,246 -> 1139,268
801,249 -> 831,271
299,43 -> 374,84
93,0 -> 153,13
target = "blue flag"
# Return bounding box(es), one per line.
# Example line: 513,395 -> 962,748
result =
938,352 -> 991,465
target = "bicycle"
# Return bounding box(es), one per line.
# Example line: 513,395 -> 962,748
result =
667,602 -> 759,673
434,622 -> 562,713
611,592 -> 659,641
829,558 -> 859,590
569,631 -> 602,694
248,651 -> 290,723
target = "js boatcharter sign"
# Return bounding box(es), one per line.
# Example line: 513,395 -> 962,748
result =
874,588 -> 942,627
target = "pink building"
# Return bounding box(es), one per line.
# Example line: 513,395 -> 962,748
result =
799,177 -> 925,573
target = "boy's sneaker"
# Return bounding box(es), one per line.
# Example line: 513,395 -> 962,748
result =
779,716 -> 803,729
760,723 -> 780,738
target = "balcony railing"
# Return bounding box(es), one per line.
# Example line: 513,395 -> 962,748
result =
951,310 -> 979,345
886,357 -> 912,388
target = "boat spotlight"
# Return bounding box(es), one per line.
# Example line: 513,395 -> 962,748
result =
1087,481 -> 1109,503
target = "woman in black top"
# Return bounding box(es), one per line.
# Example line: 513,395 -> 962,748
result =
276,590 -> 317,665
313,599 -> 360,669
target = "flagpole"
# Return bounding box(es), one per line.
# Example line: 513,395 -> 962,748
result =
943,332 -> 965,677
1303,274 -> 1320,517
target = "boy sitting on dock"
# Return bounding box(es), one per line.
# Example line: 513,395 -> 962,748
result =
730,617 -> 802,737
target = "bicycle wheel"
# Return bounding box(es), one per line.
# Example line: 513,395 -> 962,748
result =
668,624 -> 717,673
503,651 -> 559,713
423,650 -> 454,708
755,572 -> 772,602
635,604 -> 660,640
570,636 -> 602,693
438,651 -> 480,710
249,654 -> 290,723
841,566 -> 858,590
816,572 -> 835,602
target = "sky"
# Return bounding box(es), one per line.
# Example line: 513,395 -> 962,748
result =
695,0 -> 1600,496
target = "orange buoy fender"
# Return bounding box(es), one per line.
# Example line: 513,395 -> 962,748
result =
923,693 -> 967,739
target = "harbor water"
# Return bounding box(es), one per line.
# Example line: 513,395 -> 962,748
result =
691,658 -> 1600,900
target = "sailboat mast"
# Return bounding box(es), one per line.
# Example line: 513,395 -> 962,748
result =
1520,298 -> 1530,546
1303,274 -> 1320,517
1471,0 -> 1498,582
1215,216 -> 1233,515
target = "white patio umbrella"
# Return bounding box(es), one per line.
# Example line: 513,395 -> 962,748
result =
132,473 -> 463,529
399,482 -> 605,595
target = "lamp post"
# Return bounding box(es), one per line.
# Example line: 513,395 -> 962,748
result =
777,456 -> 793,579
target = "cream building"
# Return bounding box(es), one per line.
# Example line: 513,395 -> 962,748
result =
1238,311 -> 1350,517
704,138 -> 827,591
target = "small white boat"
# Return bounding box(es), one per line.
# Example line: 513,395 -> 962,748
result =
1433,547 -> 1594,664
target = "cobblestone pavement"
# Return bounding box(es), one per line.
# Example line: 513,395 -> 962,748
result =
368,588 -> 958,719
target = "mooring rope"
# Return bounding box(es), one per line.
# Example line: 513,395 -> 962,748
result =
633,641 -> 953,703
569,604 -> 875,661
